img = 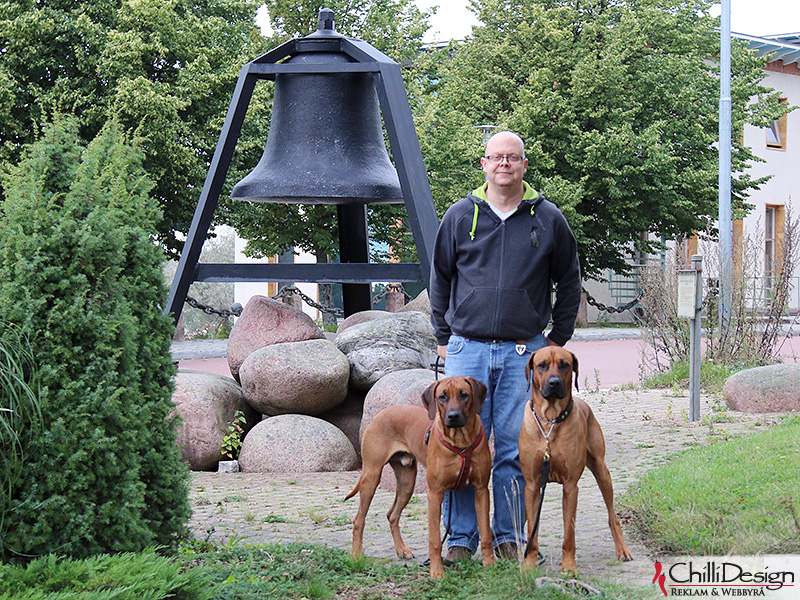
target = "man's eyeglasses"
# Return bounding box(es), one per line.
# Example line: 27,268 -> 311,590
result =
483,154 -> 525,164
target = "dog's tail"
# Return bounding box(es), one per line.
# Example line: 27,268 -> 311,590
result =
344,476 -> 361,501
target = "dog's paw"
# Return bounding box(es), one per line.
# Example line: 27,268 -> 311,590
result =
482,555 -> 497,567
617,549 -> 634,562
560,565 -> 578,578
429,564 -> 445,579
396,547 -> 415,560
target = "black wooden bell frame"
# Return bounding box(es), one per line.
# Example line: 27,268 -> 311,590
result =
165,25 -> 439,324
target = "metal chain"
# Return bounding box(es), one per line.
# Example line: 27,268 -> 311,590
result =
271,286 -> 344,316
582,286 -> 643,314
185,296 -> 243,318
188,285 -> 642,318
373,283 -> 413,302
185,282 -> 418,318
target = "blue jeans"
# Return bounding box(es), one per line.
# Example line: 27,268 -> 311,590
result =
442,333 -> 546,552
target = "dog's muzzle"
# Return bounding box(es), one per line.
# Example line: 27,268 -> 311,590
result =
541,375 -> 566,400
445,409 -> 467,428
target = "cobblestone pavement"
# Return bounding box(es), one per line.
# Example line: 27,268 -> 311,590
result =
187,388 -> 789,591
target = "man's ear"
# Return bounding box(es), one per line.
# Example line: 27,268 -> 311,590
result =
421,381 -> 438,420
466,377 -> 488,414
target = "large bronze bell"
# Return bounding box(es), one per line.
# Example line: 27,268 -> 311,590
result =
231,36 -> 403,203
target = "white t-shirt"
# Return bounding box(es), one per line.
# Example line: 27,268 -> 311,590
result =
488,201 -> 517,221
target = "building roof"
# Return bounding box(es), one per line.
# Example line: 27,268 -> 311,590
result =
735,32 -> 800,67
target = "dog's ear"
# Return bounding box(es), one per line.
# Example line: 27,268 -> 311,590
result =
525,353 -> 535,392
421,381 -> 438,420
571,351 -> 579,392
466,377 -> 488,413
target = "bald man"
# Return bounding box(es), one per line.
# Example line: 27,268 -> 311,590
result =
429,131 -> 581,562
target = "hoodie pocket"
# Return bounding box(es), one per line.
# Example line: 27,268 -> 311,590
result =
452,288 -> 491,322
497,288 -> 541,336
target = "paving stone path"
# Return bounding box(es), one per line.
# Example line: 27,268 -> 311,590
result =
187,388 -> 787,590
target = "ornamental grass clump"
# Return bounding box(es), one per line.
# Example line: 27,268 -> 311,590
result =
0,115 -> 190,560
0,330 -> 43,558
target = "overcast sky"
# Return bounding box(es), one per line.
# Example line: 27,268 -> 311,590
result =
418,0 -> 800,43
255,1 -> 800,43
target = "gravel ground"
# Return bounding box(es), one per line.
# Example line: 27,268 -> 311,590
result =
187,387 -> 788,590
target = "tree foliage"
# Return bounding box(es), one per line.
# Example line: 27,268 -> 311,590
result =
413,0 -> 790,278
0,0 -> 265,257
0,115 -> 190,559
0,0 -> 431,273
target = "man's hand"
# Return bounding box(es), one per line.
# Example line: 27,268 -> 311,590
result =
437,345 -> 447,360
545,336 -> 560,347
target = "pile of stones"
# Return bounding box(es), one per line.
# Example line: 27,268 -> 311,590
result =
172,291 -> 437,473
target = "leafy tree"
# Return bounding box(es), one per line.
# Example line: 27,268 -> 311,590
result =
413,0 -> 790,278
0,115 -> 190,559
0,0 -> 265,257
260,0 -> 431,61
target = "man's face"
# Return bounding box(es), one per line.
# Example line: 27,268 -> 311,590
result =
481,133 -> 527,190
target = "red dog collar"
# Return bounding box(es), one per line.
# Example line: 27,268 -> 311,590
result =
433,422 -> 486,491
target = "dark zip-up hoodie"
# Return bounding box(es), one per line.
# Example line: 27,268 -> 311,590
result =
430,182 -> 581,347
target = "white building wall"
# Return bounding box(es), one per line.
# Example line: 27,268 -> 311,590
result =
233,235 -> 320,320
742,69 -> 800,224
740,65 -> 800,310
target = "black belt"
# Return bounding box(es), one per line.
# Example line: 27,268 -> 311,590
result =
469,337 -> 527,345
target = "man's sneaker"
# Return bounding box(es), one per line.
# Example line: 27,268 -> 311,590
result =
444,546 -> 473,564
495,542 -> 520,561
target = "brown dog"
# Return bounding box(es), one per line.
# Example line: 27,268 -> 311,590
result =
345,376 -> 496,579
519,346 -> 633,575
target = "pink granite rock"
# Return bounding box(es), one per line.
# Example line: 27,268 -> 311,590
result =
398,289 -> 430,315
723,364 -> 800,413
335,310 -> 393,334
319,389 -> 365,457
238,415 -> 358,473
227,295 -> 324,381
172,369 -> 259,471
359,368 -> 435,441
239,339 -> 349,416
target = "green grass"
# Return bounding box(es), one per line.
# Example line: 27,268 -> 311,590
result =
177,541 -> 653,600
622,416 -> 800,556
641,357 -> 742,393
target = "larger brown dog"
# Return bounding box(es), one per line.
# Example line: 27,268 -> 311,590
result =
519,346 -> 633,575
345,376 -> 495,579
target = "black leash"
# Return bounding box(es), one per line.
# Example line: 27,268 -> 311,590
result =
524,454 -> 550,558
432,354 -> 443,380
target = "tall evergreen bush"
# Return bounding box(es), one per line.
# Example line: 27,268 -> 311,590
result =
0,115 -> 190,560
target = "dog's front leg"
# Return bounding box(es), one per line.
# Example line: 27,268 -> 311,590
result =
587,455 -> 633,562
427,488 -> 446,579
561,481 -> 579,576
522,477 -> 542,572
474,485 -> 496,567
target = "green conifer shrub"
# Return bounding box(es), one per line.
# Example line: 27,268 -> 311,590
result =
0,115 -> 190,560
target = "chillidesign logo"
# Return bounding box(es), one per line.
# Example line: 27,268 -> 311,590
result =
651,559 -> 796,596
653,561 -> 668,596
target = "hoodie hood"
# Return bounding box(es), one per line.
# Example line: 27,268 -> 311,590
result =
470,181 -> 542,207
466,181 -> 543,240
